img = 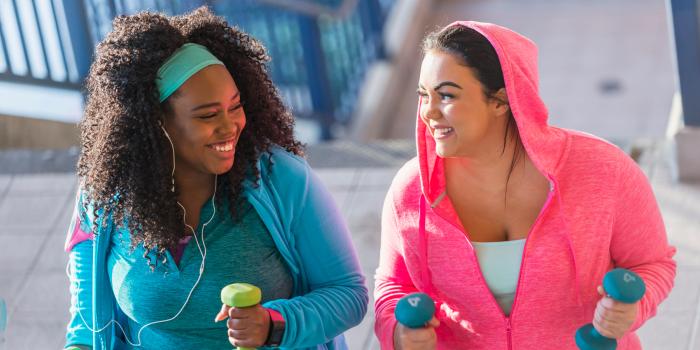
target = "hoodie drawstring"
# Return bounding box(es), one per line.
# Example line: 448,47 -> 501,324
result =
418,195 -> 434,296
552,180 -> 585,316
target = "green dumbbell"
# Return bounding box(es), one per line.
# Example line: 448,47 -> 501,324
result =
221,283 -> 262,350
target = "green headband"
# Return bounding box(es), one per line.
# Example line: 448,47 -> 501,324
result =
156,43 -> 224,102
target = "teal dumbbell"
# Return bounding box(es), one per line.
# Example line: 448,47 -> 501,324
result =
221,283 -> 262,350
394,292 -> 435,328
575,268 -> 646,350
1,298 -> 6,347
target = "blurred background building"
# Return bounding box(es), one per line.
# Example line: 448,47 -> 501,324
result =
1,0 -> 699,349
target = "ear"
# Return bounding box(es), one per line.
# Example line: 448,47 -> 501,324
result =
491,88 -> 510,117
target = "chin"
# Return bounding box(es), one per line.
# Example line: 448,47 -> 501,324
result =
435,145 -> 454,158
210,161 -> 235,175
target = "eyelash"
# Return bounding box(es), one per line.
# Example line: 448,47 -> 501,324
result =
416,91 -> 454,102
199,103 -> 243,119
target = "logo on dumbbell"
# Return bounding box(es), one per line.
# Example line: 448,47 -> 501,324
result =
408,297 -> 420,308
623,272 -> 636,284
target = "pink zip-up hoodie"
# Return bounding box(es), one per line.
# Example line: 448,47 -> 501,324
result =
374,21 -> 676,350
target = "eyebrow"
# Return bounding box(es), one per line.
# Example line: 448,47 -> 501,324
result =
190,91 -> 241,111
434,81 -> 462,90
418,81 -> 463,91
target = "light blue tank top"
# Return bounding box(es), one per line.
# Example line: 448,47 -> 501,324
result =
472,239 -> 526,316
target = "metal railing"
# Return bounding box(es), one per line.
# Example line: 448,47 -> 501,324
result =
668,0 -> 700,127
0,0 -> 91,90
0,0 -> 395,139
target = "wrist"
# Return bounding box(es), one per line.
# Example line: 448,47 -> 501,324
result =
264,308 -> 285,347
393,321 -> 403,350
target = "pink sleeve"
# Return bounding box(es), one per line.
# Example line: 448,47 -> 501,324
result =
374,190 -> 420,349
64,191 -> 95,252
609,154 -> 677,331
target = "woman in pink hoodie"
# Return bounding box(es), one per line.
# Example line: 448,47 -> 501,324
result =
374,21 -> 676,350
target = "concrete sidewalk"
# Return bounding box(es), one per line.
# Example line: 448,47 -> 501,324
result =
0,139 -> 699,349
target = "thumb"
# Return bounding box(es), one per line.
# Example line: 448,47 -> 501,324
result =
427,316 -> 440,328
597,285 -> 606,296
214,304 -> 231,322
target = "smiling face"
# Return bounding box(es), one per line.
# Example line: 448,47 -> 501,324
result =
418,51 -> 509,158
163,64 -> 246,177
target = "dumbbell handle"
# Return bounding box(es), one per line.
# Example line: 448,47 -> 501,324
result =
575,268 -> 646,350
221,283 -> 262,350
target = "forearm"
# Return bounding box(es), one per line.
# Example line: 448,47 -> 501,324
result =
66,240 -> 95,347
264,276 -> 368,347
628,256 -> 677,330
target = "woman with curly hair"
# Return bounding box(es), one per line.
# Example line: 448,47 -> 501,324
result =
64,7 -> 367,350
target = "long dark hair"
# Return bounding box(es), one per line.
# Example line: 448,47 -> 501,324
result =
78,7 -> 304,266
422,25 -> 524,196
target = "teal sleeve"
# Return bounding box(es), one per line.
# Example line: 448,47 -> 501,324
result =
263,158 -> 368,348
66,239 -> 94,348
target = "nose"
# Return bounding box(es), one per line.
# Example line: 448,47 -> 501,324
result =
218,109 -> 244,136
421,95 -> 442,120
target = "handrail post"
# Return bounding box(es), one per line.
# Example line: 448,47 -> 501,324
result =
298,15 -> 335,140
668,0 -> 700,127
668,0 -> 700,182
61,0 -> 94,83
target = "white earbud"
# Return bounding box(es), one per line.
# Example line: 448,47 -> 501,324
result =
161,124 -> 176,193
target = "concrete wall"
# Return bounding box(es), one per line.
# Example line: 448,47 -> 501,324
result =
0,114 -> 79,150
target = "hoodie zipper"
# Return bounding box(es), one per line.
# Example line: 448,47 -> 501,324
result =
507,180 -> 555,349
456,179 -> 556,349
506,318 -> 512,350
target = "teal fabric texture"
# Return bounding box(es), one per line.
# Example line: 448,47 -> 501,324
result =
65,147 -> 368,349
108,199 -> 293,349
155,43 -> 224,102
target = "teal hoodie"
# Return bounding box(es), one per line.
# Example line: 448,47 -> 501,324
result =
65,147 -> 368,349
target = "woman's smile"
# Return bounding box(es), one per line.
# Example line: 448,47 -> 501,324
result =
431,125 -> 455,140
207,138 -> 237,158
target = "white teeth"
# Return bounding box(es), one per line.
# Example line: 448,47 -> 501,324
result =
434,127 -> 454,137
212,142 -> 234,152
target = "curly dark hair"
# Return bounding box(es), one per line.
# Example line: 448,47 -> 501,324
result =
78,7 -> 304,266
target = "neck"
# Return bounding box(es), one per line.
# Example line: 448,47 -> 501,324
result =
446,129 -> 524,187
174,168 -> 216,204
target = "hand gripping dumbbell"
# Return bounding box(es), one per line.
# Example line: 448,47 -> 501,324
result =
221,283 -> 262,350
394,292 -> 435,328
575,268 -> 646,350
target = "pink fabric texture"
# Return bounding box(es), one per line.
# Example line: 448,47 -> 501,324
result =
64,205 -> 193,265
64,216 -> 94,252
374,21 -> 676,349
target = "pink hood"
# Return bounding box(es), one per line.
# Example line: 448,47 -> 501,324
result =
374,21 -> 676,349
418,21 -> 563,204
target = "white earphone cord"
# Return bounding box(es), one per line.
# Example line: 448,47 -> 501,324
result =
66,127 -> 218,346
